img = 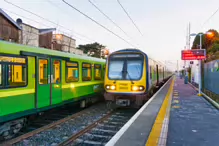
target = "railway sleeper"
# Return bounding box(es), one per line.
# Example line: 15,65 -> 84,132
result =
76,139 -> 104,145
85,133 -> 110,139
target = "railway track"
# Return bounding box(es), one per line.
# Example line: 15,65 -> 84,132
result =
2,103 -> 109,146
3,105 -> 137,146
2,80 -> 169,145
59,108 -> 137,146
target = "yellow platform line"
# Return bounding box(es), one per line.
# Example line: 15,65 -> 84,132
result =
145,78 -> 175,146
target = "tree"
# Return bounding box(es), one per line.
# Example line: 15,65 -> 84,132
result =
191,29 -> 219,50
205,29 -> 219,50
77,42 -> 106,58
191,33 -> 206,49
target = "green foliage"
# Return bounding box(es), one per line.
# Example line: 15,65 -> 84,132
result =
208,43 -> 219,53
77,42 -> 105,58
191,29 -> 219,62
191,33 -> 206,49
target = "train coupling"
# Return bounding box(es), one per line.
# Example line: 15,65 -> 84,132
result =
116,99 -> 130,106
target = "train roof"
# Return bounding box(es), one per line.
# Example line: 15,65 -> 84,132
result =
0,40 -> 105,63
113,48 -> 144,53
110,48 -> 166,67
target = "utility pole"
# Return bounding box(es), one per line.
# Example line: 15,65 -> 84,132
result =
177,60 -> 179,73
188,22 -> 192,82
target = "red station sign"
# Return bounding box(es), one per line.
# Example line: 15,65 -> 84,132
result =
181,49 -> 206,60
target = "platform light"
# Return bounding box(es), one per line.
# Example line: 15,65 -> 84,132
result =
206,31 -> 214,38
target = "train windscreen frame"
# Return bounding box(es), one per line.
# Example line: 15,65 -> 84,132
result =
108,53 -> 144,80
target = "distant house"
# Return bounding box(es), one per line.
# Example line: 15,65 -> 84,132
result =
16,18 -> 56,48
17,19 -> 39,47
0,9 -> 83,55
0,8 -> 21,43
39,28 -> 56,49
53,34 -> 83,55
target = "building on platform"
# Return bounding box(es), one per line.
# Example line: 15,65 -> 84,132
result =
0,8 -> 21,43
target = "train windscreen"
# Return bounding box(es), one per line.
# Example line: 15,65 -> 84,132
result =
108,53 -> 144,80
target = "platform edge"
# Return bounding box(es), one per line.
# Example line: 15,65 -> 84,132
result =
105,76 -> 174,146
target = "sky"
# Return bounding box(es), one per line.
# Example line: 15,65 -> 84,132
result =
1,0 -> 219,71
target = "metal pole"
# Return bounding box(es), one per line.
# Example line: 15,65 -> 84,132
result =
198,34 -> 202,96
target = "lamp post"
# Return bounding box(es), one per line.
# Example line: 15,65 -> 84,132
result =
190,31 -> 213,96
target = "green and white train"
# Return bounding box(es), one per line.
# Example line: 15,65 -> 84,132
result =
0,41 -> 105,140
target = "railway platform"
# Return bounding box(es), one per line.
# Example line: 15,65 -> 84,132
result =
106,76 -> 219,146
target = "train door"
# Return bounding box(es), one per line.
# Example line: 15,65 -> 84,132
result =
36,57 -> 62,108
50,58 -> 62,105
36,57 -> 51,108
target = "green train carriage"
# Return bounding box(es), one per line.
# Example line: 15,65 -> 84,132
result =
0,40 -> 105,139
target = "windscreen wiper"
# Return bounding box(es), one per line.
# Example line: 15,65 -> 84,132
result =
126,70 -> 134,84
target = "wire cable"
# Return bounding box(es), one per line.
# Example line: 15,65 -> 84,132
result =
62,0 -> 136,47
88,0 -> 132,39
117,0 -> 143,36
4,0 -> 96,42
1,8 -> 91,43
202,6 -> 219,27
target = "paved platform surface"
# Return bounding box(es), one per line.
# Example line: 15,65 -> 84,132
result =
106,77 -> 173,146
167,77 -> 219,146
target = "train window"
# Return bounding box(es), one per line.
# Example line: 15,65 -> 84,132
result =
82,63 -> 91,81
66,61 -> 79,82
53,60 -> 61,84
0,64 -> 2,86
6,64 -> 27,87
0,55 -> 27,88
94,64 -> 101,80
39,59 -> 48,84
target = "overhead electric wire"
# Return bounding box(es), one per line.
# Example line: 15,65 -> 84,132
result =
62,0 -> 136,47
46,0 -> 61,10
1,8 -> 90,43
4,0 -> 96,42
88,0 -> 132,39
202,6 -> 219,27
117,0 -> 143,36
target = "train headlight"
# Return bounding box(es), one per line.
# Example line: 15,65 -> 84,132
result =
105,85 -> 116,90
106,85 -> 110,89
132,86 -> 138,91
132,86 -> 144,91
110,85 -> 116,90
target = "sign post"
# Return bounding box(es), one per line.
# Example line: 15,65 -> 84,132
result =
181,49 -> 206,96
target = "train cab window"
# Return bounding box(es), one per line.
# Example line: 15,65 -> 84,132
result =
82,63 -> 91,81
39,59 -> 48,84
0,64 -> 2,86
53,60 -> 61,84
0,56 -> 27,88
66,61 -> 79,82
94,64 -> 101,80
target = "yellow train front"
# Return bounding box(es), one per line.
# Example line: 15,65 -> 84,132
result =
104,49 -> 172,107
